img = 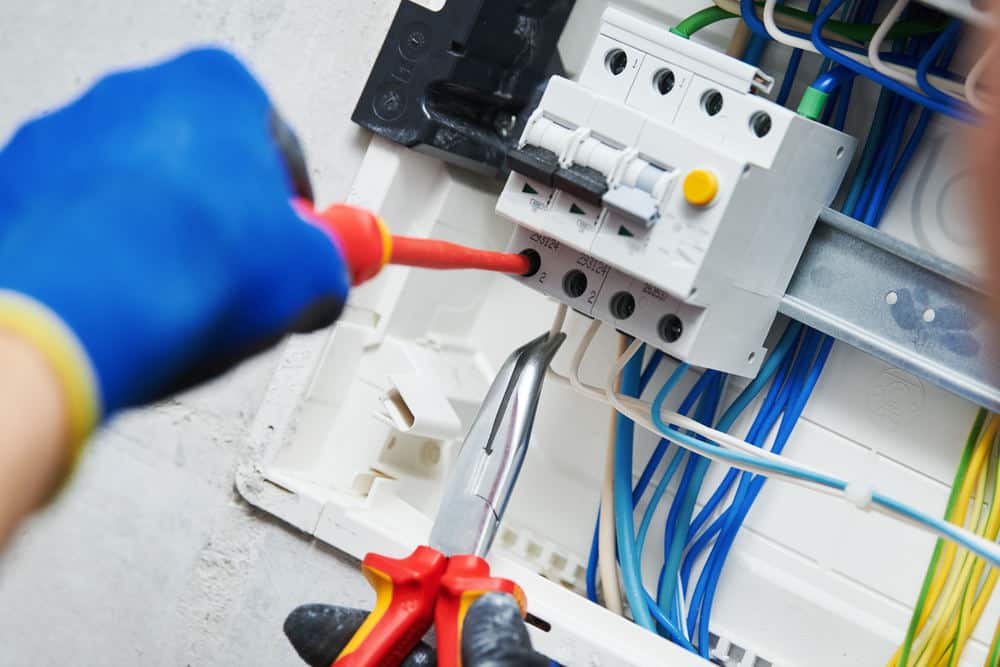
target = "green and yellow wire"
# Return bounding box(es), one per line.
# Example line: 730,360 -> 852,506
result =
889,410 -> 1000,666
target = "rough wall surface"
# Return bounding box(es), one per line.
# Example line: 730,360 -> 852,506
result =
0,2 -> 396,664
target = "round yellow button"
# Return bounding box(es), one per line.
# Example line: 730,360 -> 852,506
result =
683,169 -> 719,207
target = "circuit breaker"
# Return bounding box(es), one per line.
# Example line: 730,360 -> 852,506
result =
498,9 -> 857,377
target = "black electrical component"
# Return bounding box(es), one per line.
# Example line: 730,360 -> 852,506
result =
352,0 -> 575,176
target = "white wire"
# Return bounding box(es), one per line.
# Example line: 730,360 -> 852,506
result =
569,318 -> 610,403
548,302 -> 567,341
867,0 -> 915,86
867,0 -> 966,100
763,0 -> 815,52
725,0 -> 967,102
599,418 -> 624,614
966,43 -> 995,112
546,304 -> 573,390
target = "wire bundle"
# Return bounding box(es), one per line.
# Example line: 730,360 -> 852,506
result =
889,410 -> 1000,667
568,2 -> 992,661
700,0 -> 977,118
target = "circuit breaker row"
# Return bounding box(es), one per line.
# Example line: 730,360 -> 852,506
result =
498,9 -> 856,377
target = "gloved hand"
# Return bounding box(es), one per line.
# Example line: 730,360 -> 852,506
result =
284,592 -> 550,667
0,48 -> 349,457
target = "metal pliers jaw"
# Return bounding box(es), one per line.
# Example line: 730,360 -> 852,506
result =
429,331 -> 566,558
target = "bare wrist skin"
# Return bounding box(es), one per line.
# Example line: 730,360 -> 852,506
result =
0,331 -> 70,547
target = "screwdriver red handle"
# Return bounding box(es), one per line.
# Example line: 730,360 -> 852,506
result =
434,556 -> 527,667
298,201 -> 535,286
333,546 -> 447,667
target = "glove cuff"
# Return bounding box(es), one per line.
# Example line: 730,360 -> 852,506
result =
0,290 -> 101,474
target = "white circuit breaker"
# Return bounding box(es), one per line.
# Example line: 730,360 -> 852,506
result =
498,8 -> 857,377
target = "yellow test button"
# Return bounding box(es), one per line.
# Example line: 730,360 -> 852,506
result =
683,169 -> 719,207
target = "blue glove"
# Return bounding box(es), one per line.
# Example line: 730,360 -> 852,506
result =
0,48 -> 350,455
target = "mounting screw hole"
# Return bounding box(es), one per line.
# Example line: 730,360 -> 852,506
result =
923,308 -> 936,323
658,314 -> 684,343
836,146 -> 846,159
701,89 -> 724,116
562,270 -> 589,299
605,49 -> 628,76
749,111 -> 771,138
653,68 -> 675,95
885,291 -> 898,305
609,291 -> 636,320
747,351 -> 757,364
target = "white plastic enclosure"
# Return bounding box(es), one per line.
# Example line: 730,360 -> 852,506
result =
238,3 -> 994,666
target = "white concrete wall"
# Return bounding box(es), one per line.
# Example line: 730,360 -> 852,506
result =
0,2 -> 399,664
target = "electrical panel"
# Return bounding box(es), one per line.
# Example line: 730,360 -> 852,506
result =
240,2 -> 997,666
498,9 -> 856,376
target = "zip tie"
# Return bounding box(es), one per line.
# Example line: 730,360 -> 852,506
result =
845,481 -> 874,512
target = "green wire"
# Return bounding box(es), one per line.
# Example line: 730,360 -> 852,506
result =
671,6 -> 735,39
692,3 -> 946,43
768,3 -> 946,41
897,409 -> 987,666
988,622 -> 1000,667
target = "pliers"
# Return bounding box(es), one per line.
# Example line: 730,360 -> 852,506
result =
331,331 -> 565,667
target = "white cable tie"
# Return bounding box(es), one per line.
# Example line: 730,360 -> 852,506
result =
845,481 -> 874,512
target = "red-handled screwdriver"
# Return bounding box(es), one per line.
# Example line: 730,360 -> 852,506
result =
295,200 -> 537,287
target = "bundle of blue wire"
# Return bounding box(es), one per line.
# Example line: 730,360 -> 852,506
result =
583,3 -> 956,658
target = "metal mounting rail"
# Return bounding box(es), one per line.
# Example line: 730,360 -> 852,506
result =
780,208 -> 1000,413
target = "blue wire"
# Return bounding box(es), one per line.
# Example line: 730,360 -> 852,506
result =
810,65 -> 853,94
852,95 -> 903,219
656,372 -> 719,611
862,99 -> 913,225
639,349 -> 665,393
743,34 -> 769,66
740,0 -> 770,38
685,321 -> 802,543
876,108 -> 932,223
776,49 -> 803,107
686,330 -> 816,649
613,347 -> 653,630
808,0 -> 971,121
833,76 -> 854,131
585,347 -> 673,604
656,373 -> 724,615
916,21 -> 962,105
692,336 -> 832,653
844,89 -> 893,213
643,588 -> 697,650
686,331 -> 822,650
585,520 -> 599,602
654,324 -> 801,635
680,341 -> 798,590
637,446 -> 687,556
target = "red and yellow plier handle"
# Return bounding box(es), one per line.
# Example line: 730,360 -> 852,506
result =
332,546 -> 526,667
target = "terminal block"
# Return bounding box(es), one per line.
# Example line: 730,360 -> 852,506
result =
497,8 -> 857,377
